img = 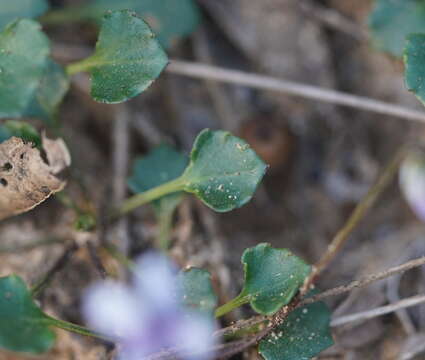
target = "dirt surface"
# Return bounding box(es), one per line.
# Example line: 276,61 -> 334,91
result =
1,0 -> 425,359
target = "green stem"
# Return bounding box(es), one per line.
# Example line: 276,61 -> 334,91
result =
44,315 -> 112,341
215,295 -> 248,318
156,210 -> 174,251
114,177 -> 186,218
66,57 -> 95,76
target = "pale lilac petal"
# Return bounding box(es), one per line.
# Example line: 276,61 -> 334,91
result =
83,281 -> 143,338
133,252 -> 178,306
400,151 -> 425,221
174,314 -> 216,360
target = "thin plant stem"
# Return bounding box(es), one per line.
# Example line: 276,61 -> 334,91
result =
331,293 -> 425,327
156,211 -> 174,251
44,315 -> 112,341
114,177 -> 186,218
39,7 -> 87,25
167,60 -> 425,124
300,146 -> 407,294
215,295 -> 247,318
66,58 -> 95,76
103,244 -> 135,270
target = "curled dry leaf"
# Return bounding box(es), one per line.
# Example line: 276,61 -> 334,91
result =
0,136 -> 70,220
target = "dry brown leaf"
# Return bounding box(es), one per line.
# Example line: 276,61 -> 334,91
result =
0,136 -> 70,221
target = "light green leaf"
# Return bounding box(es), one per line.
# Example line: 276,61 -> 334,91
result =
404,33 -> 425,105
0,275 -> 55,354
216,243 -> 310,317
258,300 -> 333,360
128,144 -> 188,213
0,0 -> 49,30
181,129 -> 268,212
0,19 -> 50,118
24,59 -> 70,125
177,268 -> 218,316
67,10 -> 168,104
0,120 -> 40,146
368,0 -> 425,57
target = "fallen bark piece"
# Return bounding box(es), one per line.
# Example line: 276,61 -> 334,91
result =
0,136 -> 69,220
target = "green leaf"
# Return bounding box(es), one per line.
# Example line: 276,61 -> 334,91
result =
0,275 -> 55,354
177,268 -> 218,316
0,0 -> 49,30
404,33 -> 425,105
23,59 -> 70,125
216,243 -> 310,316
181,129 -> 268,212
0,19 -> 50,118
67,10 -> 168,104
128,144 -> 188,213
368,0 -> 425,57
258,300 -> 333,360
0,120 -> 40,146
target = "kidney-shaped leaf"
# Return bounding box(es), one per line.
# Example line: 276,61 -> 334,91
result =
177,268 -> 218,316
181,129 -> 267,212
68,10 -> 168,103
216,243 -> 310,316
0,0 -> 49,30
369,0 -> 425,57
0,275 -> 55,354
259,300 -> 333,360
0,19 -> 50,118
404,33 -> 425,105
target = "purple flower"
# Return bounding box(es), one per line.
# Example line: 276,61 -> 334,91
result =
400,150 -> 425,221
82,253 -> 216,360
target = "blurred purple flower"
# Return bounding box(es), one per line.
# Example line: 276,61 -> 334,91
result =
82,253 -> 216,360
400,150 -> 425,221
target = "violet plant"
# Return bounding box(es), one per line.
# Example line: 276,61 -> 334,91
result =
10,1 -> 425,359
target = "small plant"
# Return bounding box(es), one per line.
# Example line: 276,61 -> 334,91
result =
1,1 -> 425,360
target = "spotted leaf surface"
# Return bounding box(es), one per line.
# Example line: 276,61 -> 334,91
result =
405,33 -> 425,105
259,300 -> 333,360
181,129 -> 267,212
71,10 -> 168,103
223,243 -> 311,315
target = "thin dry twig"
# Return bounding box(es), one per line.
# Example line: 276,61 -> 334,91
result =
167,60 -> 425,124
331,293 -> 425,327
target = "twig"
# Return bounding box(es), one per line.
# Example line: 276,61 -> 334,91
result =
166,60 -> 425,124
0,237 -> 64,253
302,256 -> 425,307
31,241 -> 79,297
86,241 -> 108,279
300,146 -> 407,293
331,294 -> 425,327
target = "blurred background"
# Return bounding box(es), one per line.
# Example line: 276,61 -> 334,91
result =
1,0 -> 425,359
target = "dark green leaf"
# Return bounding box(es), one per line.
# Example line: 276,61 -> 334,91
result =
219,243 -> 310,316
0,275 -> 55,354
0,120 -> 40,146
23,59 -> 69,125
180,129 -> 267,212
128,144 -> 188,213
177,268 -> 218,316
368,0 -> 425,57
258,300 -> 333,360
68,10 -> 168,103
404,33 -> 425,106
0,0 -> 49,30
0,19 -> 50,118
